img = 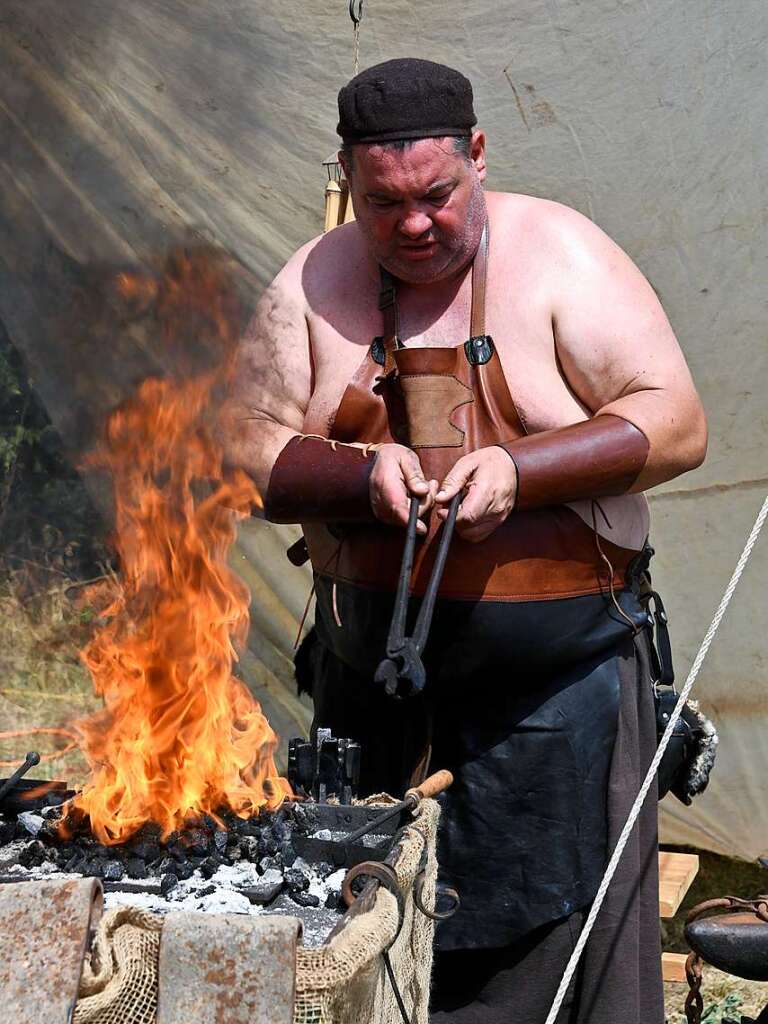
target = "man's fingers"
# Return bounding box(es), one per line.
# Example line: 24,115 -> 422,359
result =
401,452 -> 430,496
455,481 -> 496,526
418,479 -> 439,519
436,456 -> 476,503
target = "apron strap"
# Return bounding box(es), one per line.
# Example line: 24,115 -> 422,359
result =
376,218 -> 490,375
470,219 -> 489,338
378,266 -> 400,376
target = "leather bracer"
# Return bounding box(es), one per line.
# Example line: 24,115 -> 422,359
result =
264,435 -> 377,524
499,414 -> 650,511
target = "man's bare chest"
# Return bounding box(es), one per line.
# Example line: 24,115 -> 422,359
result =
303,271 -> 589,436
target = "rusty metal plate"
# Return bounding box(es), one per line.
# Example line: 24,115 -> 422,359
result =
156,912 -> 300,1024
0,877 -> 102,1024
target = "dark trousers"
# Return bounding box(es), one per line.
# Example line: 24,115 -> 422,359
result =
431,911 -> 586,1023
428,631 -> 665,1024
305,588 -> 665,1023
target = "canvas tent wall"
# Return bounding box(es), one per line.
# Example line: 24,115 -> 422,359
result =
0,1 -> 765,861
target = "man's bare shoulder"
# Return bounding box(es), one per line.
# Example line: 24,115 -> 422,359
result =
488,191 -> 628,270
276,223 -> 370,311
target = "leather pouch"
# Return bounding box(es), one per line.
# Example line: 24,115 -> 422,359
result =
635,562 -> 719,804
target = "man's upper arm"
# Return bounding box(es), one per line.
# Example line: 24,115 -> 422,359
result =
223,258 -> 312,494
546,203 -> 707,486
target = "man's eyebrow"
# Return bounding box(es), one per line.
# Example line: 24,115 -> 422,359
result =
423,178 -> 458,195
365,179 -> 458,200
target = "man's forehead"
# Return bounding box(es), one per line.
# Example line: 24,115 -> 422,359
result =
350,138 -> 464,187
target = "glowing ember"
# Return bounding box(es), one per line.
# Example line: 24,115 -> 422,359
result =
70,249 -> 290,845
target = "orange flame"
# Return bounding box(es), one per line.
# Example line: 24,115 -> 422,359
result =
70,249 -> 290,845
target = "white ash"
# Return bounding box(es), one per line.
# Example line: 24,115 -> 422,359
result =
17,812 -> 45,837
310,829 -> 389,848
3,847 -> 347,947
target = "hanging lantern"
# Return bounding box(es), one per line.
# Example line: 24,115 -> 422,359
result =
322,1 -> 363,231
322,153 -> 354,231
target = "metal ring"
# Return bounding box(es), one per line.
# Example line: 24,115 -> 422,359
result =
342,860 -> 399,908
342,860 -> 405,948
413,872 -> 460,921
349,0 -> 363,27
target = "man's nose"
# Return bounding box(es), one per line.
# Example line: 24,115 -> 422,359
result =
399,207 -> 433,239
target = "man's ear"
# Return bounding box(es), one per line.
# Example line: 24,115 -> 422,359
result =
338,148 -> 352,181
470,130 -> 487,183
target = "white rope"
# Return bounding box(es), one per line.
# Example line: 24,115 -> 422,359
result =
544,490 -> 768,1024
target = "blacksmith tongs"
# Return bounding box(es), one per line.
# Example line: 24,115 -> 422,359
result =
374,493 -> 460,699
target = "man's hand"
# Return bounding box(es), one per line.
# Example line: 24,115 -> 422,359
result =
369,444 -> 437,535
435,447 -> 517,543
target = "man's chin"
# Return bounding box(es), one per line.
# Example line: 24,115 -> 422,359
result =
384,249 -> 457,283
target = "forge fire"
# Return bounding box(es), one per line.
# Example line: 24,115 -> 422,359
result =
67,250 -> 290,845
0,249 -> 360,939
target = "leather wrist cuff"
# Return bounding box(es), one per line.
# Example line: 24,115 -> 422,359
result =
499,414 -> 650,511
264,435 -> 377,524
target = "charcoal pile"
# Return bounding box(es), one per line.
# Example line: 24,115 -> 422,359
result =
0,801 -> 355,946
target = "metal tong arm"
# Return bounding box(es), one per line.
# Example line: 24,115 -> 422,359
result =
384,493 -> 460,659
385,496 -> 421,657
411,494 -> 460,653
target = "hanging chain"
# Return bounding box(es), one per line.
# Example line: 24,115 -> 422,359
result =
349,0 -> 363,75
685,953 -> 704,1024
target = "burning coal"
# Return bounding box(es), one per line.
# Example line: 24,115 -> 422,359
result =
69,248 -> 290,845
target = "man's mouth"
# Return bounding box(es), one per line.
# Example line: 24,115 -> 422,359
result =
399,241 -> 438,260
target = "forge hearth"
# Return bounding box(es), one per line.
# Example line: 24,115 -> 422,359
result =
0,788 -> 407,946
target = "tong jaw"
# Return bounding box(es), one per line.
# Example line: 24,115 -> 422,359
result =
375,642 -> 427,699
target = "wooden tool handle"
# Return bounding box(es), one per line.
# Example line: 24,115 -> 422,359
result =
406,769 -> 454,803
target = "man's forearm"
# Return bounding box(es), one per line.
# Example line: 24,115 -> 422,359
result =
264,435 -> 378,524
498,414 -> 650,511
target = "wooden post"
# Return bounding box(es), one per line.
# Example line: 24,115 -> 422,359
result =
324,180 -> 344,232
343,183 -> 356,224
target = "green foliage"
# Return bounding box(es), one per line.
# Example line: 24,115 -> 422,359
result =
701,992 -> 742,1022
0,346 -> 21,397
0,322 -> 108,580
0,421 -> 44,475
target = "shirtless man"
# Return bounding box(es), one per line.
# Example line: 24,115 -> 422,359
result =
225,59 -> 706,1024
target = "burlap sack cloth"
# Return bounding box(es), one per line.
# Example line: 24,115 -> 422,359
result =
73,798 -> 440,1024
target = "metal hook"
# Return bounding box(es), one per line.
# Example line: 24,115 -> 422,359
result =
349,0 -> 363,27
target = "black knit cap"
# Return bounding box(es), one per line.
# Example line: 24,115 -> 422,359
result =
337,58 -> 476,144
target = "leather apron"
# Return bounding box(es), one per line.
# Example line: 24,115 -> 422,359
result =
302,222 -> 640,602
307,223 -> 651,949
